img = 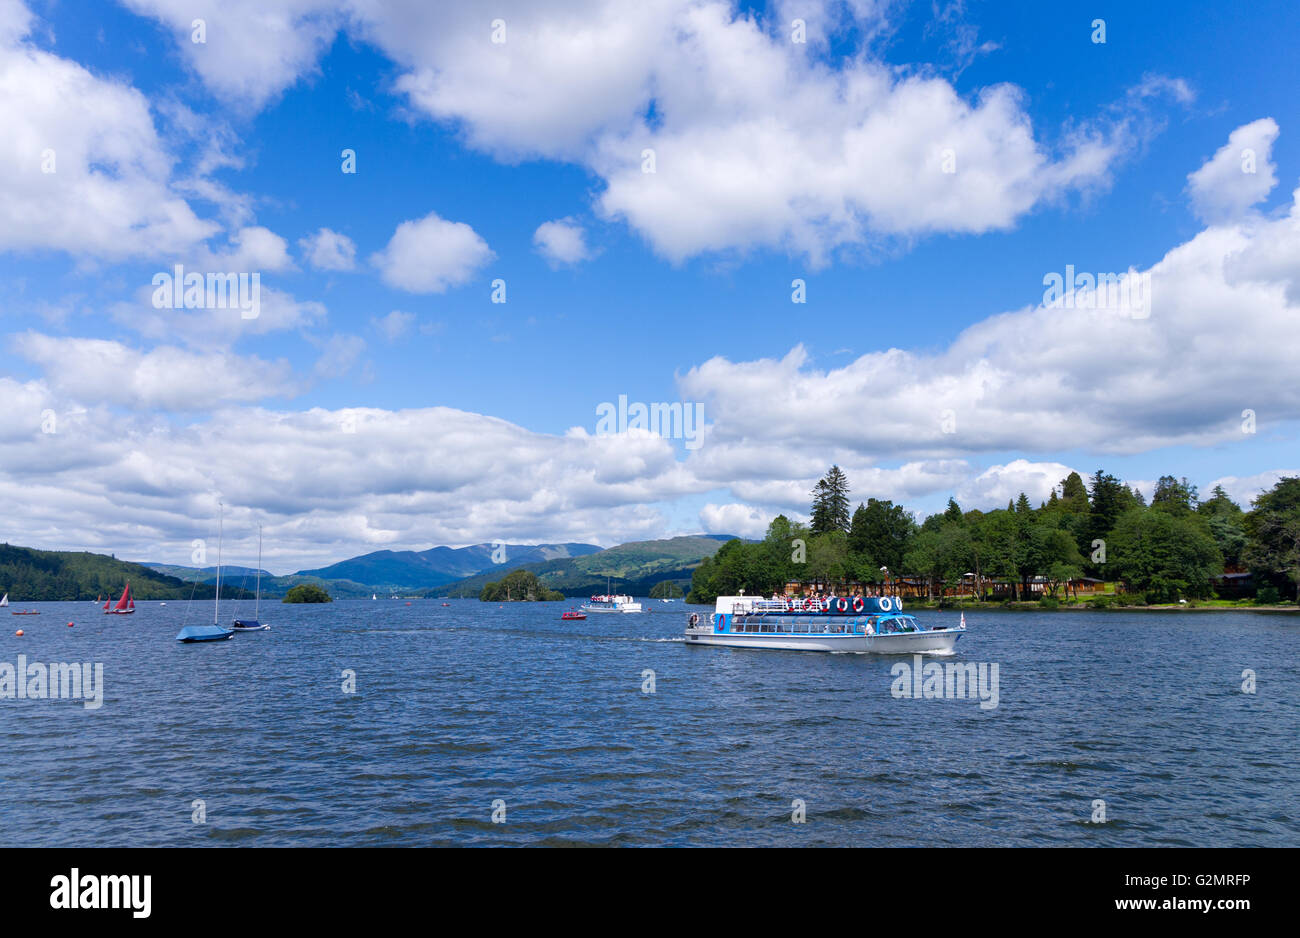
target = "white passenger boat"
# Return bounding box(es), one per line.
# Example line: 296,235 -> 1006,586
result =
684,594 -> 963,653
580,593 -> 643,614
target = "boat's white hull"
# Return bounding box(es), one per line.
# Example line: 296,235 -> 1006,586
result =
581,604 -> 643,614
684,626 -> 962,654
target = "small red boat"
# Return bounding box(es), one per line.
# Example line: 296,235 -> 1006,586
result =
11,610 -> 39,615
104,583 -> 135,615
561,610 -> 587,620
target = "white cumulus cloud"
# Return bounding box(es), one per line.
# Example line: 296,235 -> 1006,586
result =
699,502 -> 771,538
121,0 -> 1157,264
954,460 -> 1079,510
298,227 -> 357,271
0,6 -> 217,259
370,211 -> 494,293
533,217 -> 594,267
1187,118 -> 1279,224
371,310 -> 414,341
677,138 -> 1300,462
120,0 -> 344,111
13,333 -> 298,409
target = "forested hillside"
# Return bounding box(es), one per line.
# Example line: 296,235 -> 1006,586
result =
0,544 -> 252,601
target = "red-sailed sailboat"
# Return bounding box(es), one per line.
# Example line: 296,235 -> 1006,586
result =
104,582 -> 135,615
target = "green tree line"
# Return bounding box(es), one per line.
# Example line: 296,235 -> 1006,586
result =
687,466 -> 1300,606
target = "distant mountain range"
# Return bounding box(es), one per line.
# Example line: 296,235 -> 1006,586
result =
295,542 -> 602,589
144,564 -> 271,583
140,541 -> 605,599
426,535 -> 739,598
0,535 -> 741,603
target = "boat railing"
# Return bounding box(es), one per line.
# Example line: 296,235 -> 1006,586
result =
726,598 -> 894,615
726,599 -> 823,615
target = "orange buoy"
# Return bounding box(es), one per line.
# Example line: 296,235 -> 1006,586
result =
67,621 -> 75,627
15,629 -> 23,636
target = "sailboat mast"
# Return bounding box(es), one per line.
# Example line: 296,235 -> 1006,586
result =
255,524 -> 262,619
215,503 -> 223,625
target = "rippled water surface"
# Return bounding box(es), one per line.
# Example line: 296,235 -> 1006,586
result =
2,600 -> 1298,846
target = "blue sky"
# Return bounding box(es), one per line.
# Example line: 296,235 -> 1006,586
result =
2,0 -> 1299,572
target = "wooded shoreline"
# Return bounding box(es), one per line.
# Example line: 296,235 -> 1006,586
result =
687,467 -> 1300,609
682,600 -> 1299,613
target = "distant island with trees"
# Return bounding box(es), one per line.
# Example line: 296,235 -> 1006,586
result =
479,569 -> 565,602
687,466 -> 1300,610
283,584 -> 332,603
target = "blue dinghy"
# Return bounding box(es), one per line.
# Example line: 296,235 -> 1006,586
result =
176,624 -> 233,643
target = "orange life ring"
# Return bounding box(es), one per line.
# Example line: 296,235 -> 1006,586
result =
852,597 -> 864,613
836,597 -> 849,613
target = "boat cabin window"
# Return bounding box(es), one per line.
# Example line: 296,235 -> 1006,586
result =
878,615 -> 916,634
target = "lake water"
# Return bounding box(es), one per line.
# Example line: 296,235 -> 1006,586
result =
2,600 -> 1297,846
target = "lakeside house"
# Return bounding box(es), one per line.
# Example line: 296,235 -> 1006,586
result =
989,576 -> 1106,599
1212,569 -> 1254,598
775,569 -> 1261,602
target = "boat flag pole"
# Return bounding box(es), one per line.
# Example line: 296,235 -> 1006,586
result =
215,502 -> 223,626
255,523 -> 262,621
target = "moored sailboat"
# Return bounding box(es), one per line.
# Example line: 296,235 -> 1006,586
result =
177,505 -> 234,643
0,593 -> 7,607
231,524 -> 270,632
